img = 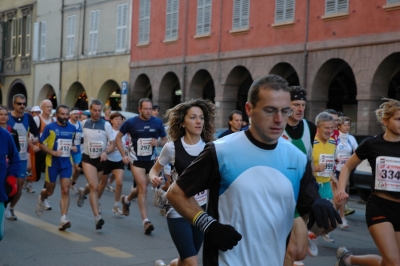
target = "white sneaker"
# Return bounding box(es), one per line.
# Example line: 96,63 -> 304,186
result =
307,231 -> 318,257
153,188 -> 166,208
77,187 -> 85,207
35,196 -> 45,217
70,185 -> 78,194
59,217 -> 71,231
112,205 -> 123,215
293,261 -> 304,266
340,218 -> 349,229
26,182 -> 35,193
322,233 -> 335,243
5,208 -> 17,221
106,184 -> 115,192
43,199 -> 52,210
154,260 -> 167,266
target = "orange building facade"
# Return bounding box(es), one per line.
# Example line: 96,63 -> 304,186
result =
128,0 -> 400,134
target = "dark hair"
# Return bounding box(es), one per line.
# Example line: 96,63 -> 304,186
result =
228,110 -> 242,129
247,74 -> 290,106
139,98 -> 152,109
0,105 -> 9,112
90,99 -> 103,109
110,111 -> 123,121
56,104 -> 69,114
323,109 -> 338,115
152,105 -> 160,111
13,94 -> 26,102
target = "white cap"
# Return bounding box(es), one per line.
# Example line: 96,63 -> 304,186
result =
32,106 -> 41,112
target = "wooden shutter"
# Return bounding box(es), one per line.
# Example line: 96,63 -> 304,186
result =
25,15 -> 31,56
196,0 -> 205,35
203,0 -> 211,34
139,0 -> 150,43
326,0 -> 348,14
276,0 -> 295,23
166,0 -> 179,40
32,21 -> 39,61
40,21 -> 46,60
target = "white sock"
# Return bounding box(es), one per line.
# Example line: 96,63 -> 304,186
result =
124,196 -> 129,204
114,202 -> 119,207
61,215 -> 67,220
143,218 -> 149,225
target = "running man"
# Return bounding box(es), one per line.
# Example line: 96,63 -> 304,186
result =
116,98 -> 167,234
6,94 -> 39,221
77,100 -> 114,230
69,107 -> 83,194
166,74 -> 341,265
35,105 -> 77,230
218,110 -> 243,138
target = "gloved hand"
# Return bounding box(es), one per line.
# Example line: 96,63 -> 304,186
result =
206,222 -> 242,251
6,176 -> 17,197
307,198 -> 342,230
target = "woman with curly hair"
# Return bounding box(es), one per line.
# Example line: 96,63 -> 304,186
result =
149,99 -> 215,266
335,98 -> 400,266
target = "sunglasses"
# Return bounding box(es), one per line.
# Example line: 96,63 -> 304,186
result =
14,102 -> 27,106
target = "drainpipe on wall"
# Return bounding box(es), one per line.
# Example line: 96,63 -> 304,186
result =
181,0 -> 189,101
59,0 -> 64,103
81,0 -> 86,55
303,0 -> 310,90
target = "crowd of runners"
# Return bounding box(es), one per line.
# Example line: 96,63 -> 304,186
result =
0,74 -> 398,266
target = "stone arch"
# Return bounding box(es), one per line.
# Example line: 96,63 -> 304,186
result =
158,72 -> 181,115
312,59 -> 357,131
37,84 -> 58,108
98,80 -> 121,110
66,82 -> 88,110
269,62 -> 300,86
188,69 -> 215,103
130,74 -> 152,112
8,79 -> 27,108
372,52 -> 400,100
222,66 -> 253,124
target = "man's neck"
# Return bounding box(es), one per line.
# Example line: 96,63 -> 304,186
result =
11,110 -> 24,118
40,113 -> 50,120
69,119 -> 77,125
231,127 -> 239,133
287,118 -> 301,127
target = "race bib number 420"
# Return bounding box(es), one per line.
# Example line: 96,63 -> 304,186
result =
137,138 -> 152,156
375,156 -> 400,192
318,154 -> 334,178
88,141 -> 104,158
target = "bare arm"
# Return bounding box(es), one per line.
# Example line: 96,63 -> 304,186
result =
149,160 -> 165,187
115,132 -> 129,164
160,136 -> 168,147
39,143 -> 61,157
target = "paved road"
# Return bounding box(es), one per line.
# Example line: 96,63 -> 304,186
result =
0,170 -> 379,266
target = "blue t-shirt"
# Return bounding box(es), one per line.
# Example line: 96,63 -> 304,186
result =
119,116 -> 166,161
40,122 -> 76,168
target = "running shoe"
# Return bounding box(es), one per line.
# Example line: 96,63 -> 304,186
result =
59,217 -> 71,231
335,246 -> 352,266
340,218 -> 349,229
23,179 -> 28,190
106,184 -> 115,192
95,216 -> 105,230
293,261 -> 304,266
35,196 -> 45,217
344,205 -> 355,216
26,182 -> 35,193
112,205 -> 123,215
5,208 -> 17,221
120,195 -> 130,216
154,260 -> 167,266
144,221 -> 154,235
70,185 -> 78,194
44,199 -> 52,210
153,188 -> 166,208
77,187 -> 85,207
307,231 -> 318,257
322,233 -> 335,243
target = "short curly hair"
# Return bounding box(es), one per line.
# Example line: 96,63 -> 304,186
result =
375,98 -> 400,130
165,99 -> 216,142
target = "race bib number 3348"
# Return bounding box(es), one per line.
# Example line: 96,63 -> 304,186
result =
375,156 -> 400,192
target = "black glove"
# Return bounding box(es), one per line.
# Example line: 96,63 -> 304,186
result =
206,222 -> 242,251
307,198 -> 342,230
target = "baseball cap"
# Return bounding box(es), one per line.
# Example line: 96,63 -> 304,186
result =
32,106 -> 41,112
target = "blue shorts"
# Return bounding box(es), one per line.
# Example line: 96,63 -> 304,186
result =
72,152 -> 82,165
167,217 -> 203,260
45,166 -> 72,183
16,160 -> 28,179
318,181 -> 333,200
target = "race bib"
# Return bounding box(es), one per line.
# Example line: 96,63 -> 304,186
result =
137,138 -> 152,156
375,156 -> 400,192
74,132 -> 82,146
57,139 -> 72,157
318,154 -> 334,178
88,141 -> 104,158
19,136 -> 27,153
194,190 -> 207,206
336,154 -> 350,169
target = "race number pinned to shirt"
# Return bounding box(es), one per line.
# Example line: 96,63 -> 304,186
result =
336,154 -> 350,169
74,132 -> 82,146
88,141 -> 104,158
57,139 -> 72,157
318,154 -> 334,178
18,135 -> 28,160
375,156 -> 400,192
194,190 -> 207,206
137,138 -> 152,156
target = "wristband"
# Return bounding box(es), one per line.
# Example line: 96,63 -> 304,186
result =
193,211 -> 216,233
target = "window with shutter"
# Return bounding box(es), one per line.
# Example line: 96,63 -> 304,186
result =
32,21 -> 39,61
165,0 -> 179,40
325,0 -> 348,15
196,0 -> 212,35
139,0 -> 151,44
11,18 -> 17,57
89,10 -> 100,55
117,4 -> 128,51
25,15 -> 31,56
17,18 -> 22,56
67,15 -> 76,57
40,21 -> 46,60
387,0 -> 400,4
275,0 -> 295,23
232,0 -> 250,30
